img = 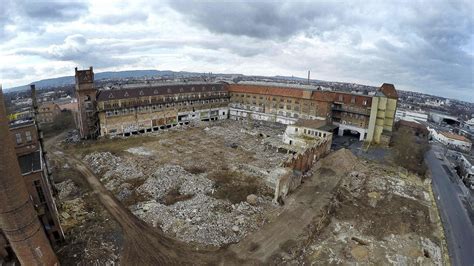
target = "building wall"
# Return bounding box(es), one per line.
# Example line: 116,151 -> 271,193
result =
8,122 -> 64,247
75,67 -> 99,139
428,127 -> 472,151
97,89 -> 230,136
283,125 -> 332,149
73,68 -> 397,144
37,103 -> 61,124
395,109 -> 428,122
366,95 -> 398,144
10,123 -> 39,156
229,84 -> 379,142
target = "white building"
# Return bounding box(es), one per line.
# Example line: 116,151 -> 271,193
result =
428,127 -> 472,152
282,119 -> 332,151
465,118 -> 474,130
395,109 -> 428,122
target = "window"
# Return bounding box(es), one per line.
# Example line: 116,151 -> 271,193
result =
363,100 -> 368,106
34,180 -> 46,203
351,97 -> 355,104
15,133 -> 22,144
25,131 -> 32,142
338,95 -> 343,101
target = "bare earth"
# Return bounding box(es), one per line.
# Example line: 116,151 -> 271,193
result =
47,121 -> 446,265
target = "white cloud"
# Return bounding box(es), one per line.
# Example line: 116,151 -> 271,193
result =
0,0 -> 472,102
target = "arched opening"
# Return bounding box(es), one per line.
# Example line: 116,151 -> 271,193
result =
442,118 -> 459,126
342,129 -> 361,139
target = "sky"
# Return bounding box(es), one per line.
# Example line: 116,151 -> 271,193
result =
0,0 -> 473,102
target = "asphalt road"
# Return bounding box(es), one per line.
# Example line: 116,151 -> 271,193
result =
426,147 -> 474,266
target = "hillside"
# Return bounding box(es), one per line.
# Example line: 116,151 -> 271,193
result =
5,70 -> 204,92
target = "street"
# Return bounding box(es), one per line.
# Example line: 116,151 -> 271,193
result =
426,146 -> 474,266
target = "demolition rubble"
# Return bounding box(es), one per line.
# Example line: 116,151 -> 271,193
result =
53,120 -> 446,264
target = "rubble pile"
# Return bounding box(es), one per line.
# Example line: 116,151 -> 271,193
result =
55,179 -> 81,201
130,164 -> 275,247
204,121 -> 290,168
298,151 -> 443,265
63,129 -> 80,143
125,146 -> 154,156
84,152 -> 144,190
137,165 -> 214,200
132,193 -> 272,247
304,220 -> 442,265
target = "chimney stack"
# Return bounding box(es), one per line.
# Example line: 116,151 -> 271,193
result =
0,86 -> 59,265
307,70 -> 310,85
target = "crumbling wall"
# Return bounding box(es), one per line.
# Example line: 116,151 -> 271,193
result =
274,138 -> 331,201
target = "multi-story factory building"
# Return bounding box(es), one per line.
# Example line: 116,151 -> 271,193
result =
96,83 -> 230,136
0,120 -> 64,255
228,82 -> 398,143
75,67 -> 397,144
0,87 -> 59,264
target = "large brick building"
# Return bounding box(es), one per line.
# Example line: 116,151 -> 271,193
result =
1,119 -> 64,262
1,87 -> 59,264
74,67 -> 398,144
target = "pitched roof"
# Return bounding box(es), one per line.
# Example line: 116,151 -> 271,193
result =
228,84 -> 305,98
294,119 -> 327,129
97,83 -> 226,101
441,131 -> 471,143
379,83 -> 398,99
398,120 -> 428,131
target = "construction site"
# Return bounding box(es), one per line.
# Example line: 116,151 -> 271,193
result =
45,119 -> 447,265
0,69 -> 447,265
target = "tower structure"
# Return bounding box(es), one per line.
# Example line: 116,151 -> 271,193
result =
75,67 -> 99,139
0,86 -> 58,265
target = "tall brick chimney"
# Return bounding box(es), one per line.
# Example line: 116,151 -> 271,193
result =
0,85 -> 59,265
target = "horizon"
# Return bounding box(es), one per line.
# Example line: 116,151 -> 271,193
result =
1,1 -> 473,102
3,68 -> 470,103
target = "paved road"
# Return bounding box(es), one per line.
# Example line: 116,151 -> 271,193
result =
425,147 -> 474,266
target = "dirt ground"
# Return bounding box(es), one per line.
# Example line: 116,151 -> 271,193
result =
49,150 -> 123,264
47,120 -> 446,265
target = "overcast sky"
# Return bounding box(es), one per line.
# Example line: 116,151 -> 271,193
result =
0,0 -> 473,101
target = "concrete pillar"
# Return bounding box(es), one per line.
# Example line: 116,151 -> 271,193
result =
338,127 -> 344,137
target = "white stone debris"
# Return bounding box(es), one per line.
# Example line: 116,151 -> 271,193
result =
125,147 -> 154,156
84,152 -> 143,190
55,179 -> 80,201
131,193 -> 272,247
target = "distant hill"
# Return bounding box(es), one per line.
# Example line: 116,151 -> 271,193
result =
5,70 -> 204,93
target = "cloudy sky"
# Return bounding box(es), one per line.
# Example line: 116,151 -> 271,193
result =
0,0 -> 473,101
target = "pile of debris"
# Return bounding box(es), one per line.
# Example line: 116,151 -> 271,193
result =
131,164 -> 274,247
63,129 -> 80,143
125,146 -> 154,156
84,152 -> 144,190
132,193 -> 272,247
137,165 -> 214,200
55,179 -> 81,201
297,150 -> 443,265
